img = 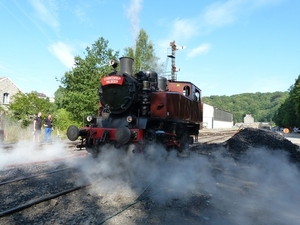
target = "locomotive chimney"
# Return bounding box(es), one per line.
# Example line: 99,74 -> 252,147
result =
119,57 -> 134,76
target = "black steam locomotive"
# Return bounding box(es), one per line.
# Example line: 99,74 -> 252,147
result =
67,57 -> 203,157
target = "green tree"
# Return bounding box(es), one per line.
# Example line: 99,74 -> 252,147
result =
273,96 -> 296,127
52,108 -> 79,132
290,75 -> 300,122
124,29 -> 162,74
274,75 -> 300,127
8,91 -> 54,127
54,86 -> 64,110
59,37 -> 119,124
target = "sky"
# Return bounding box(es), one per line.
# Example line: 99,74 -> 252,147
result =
0,0 -> 299,97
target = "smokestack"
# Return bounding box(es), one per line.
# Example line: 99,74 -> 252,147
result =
119,57 -> 134,76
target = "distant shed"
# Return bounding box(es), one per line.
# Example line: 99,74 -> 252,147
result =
203,103 -> 233,129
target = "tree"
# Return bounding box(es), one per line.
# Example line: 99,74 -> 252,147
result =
124,29 -> 163,74
273,96 -> 297,127
290,75 -> 300,122
8,92 -> 54,127
274,75 -> 300,127
52,108 -> 78,132
58,37 -> 119,123
54,86 -> 64,110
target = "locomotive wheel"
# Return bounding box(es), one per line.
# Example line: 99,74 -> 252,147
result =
127,143 -> 143,154
0,129 -> 4,144
179,134 -> 189,152
87,146 -> 100,158
91,148 -> 99,158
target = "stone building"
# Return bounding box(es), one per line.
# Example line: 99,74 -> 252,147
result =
244,114 -> 254,124
0,77 -> 22,110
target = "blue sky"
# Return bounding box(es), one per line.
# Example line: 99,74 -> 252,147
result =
0,0 -> 299,97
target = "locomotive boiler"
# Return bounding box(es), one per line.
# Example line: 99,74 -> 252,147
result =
67,57 -> 203,157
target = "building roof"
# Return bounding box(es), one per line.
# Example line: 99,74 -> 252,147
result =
0,77 -> 22,93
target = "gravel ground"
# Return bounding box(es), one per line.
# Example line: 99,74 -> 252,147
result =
0,166 -> 83,213
0,128 -> 300,225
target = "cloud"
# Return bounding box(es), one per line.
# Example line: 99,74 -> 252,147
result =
170,18 -> 199,41
154,0 -> 285,65
125,0 -> 143,42
187,43 -> 211,58
73,1 -> 100,24
202,0 -> 241,28
29,0 -> 60,30
202,0 -> 285,28
48,42 -> 74,68
158,0 -> 282,49
74,5 -> 88,24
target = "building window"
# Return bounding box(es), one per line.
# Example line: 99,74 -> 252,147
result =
3,93 -> 9,104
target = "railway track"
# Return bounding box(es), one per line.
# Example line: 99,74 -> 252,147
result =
198,129 -> 239,144
0,166 -> 87,217
0,164 -> 152,220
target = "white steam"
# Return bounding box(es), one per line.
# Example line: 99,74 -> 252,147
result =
0,140 -> 68,169
1,137 -> 298,224
70,144 -> 300,224
207,148 -> 300,225
125,0 -> 143,43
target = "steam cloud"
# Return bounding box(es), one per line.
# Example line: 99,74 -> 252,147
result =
125,0 -> 143,43
2,139 -> 299,224
73,144 -> 300,224
0,140 -> 67,169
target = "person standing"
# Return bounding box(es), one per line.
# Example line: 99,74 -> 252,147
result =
44,114 -> 53,142
33,112 -> 42,142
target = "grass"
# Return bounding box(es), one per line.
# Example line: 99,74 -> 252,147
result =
2,122 -> 67,143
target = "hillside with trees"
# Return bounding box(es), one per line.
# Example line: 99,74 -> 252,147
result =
202,92 -> 289,124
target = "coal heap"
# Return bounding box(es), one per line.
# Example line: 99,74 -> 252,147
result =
226,128 -> 300,163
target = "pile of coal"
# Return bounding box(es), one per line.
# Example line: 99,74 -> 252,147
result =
225,128 -> 300,163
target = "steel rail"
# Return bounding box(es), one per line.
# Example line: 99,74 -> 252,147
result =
0,183 -> 91,218
0,167 -> 72,186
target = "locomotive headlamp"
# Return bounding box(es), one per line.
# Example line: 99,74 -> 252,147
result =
126,115 -> 137,123
86,115 -> 94,122
126,116 -> 133,123
143,81 -> 150,90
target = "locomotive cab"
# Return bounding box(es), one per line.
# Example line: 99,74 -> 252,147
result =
168,81 -> 202,102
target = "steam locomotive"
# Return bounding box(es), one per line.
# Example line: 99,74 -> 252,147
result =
67,57 -> 203,157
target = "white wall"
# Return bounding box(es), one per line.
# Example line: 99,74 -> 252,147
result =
213,120 -> 234,129
203,103 -> 214,128
203,103 -> 233,129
